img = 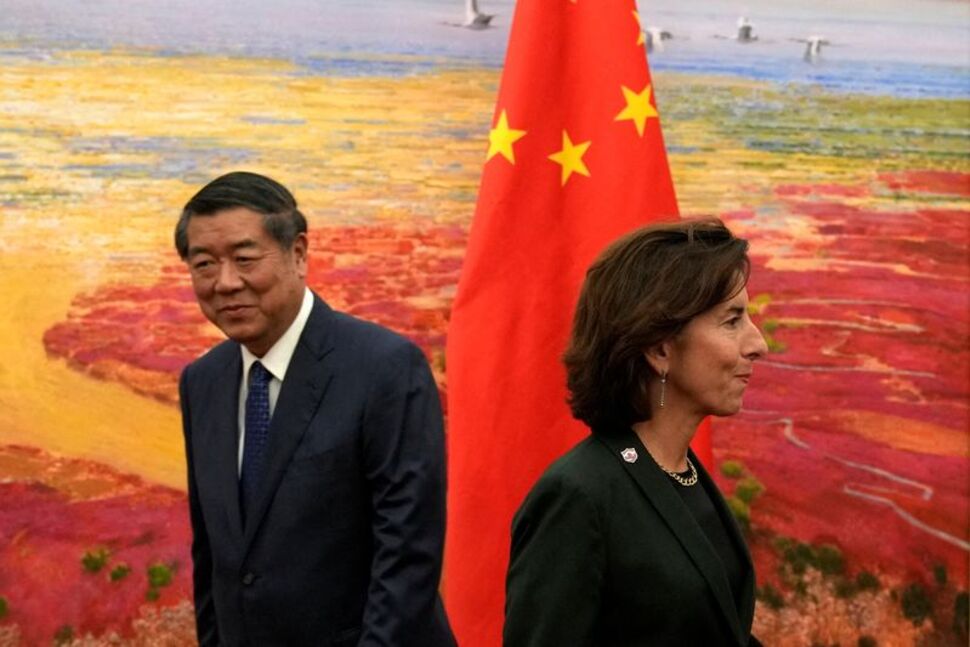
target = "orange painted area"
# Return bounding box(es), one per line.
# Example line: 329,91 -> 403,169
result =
821,410 -> 967,457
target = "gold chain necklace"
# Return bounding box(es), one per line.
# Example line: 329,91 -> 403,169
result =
645,449 -> 698,487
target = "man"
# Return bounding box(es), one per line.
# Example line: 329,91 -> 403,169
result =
175,171 -> 456,646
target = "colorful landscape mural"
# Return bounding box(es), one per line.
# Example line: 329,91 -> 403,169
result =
0,0 -> 967,644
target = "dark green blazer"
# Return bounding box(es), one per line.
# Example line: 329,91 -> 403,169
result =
504,427 -> 760,646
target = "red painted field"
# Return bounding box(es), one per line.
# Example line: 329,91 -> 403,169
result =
32,172 -> 970,643
43,224 -> 467,407
0,446 -> 193,645
714,172 -> 969,643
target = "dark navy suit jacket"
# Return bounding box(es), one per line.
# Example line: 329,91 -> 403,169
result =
180,294 -> 456,647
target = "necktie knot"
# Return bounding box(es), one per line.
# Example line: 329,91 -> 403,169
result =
249,361 -> 272,388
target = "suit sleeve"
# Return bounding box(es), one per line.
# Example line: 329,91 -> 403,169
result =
358,341 -> 448,647
504,472 -> 605,647
179,369 -> 219,647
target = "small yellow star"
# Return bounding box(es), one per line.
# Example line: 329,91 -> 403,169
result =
487,109 -> 527,164
633,11 -> 645,47
548,130 -> 591,186
614,83 -> 659,137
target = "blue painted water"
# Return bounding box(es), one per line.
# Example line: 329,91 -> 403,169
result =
0,0 -> 967,98
649,54 -> 970,100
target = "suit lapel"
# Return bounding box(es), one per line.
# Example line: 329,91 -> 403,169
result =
242,297 -> 336,551
596,429 -> 746,646
199,349 -> 245,548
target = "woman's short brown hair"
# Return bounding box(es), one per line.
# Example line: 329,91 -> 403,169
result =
563,218 -> 750,432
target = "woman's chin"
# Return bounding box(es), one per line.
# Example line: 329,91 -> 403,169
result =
708,398 -> 744,418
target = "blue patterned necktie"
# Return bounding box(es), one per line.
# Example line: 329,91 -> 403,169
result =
240,361 -> 272,524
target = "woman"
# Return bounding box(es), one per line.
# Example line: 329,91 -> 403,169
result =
504,219 -> 767,646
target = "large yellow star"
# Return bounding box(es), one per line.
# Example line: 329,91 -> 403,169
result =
614,83 -> 659,137
633,10 -> 645,47
487,109 -> 527,164
548,130 -> 591,186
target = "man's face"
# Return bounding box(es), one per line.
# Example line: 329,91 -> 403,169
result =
184,207 -> 308,357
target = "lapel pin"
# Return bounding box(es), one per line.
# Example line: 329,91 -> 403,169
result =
620,447 -> 638,463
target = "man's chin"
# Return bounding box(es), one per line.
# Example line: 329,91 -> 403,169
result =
215,320 -> 259,344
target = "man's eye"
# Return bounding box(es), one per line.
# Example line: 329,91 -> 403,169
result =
193,260 -> 213,271
236,256 -> 257,265
725,316 -> 742,327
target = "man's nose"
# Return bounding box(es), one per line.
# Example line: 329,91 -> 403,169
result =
214,260 -> 244,293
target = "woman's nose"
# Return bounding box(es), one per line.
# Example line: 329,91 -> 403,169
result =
746,318 -> 769,360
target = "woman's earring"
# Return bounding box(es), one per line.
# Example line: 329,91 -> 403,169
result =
659,372 -> 667,409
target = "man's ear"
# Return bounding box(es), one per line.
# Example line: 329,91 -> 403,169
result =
643,340 -> 671,376
291,232 -> 309,278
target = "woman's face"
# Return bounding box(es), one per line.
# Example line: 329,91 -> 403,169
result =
664,287 -> 768,417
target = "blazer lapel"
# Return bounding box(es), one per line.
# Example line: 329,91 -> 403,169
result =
597,429 -> 746,646
697,455 -> 757,636
198,348 -> 245,549
242,298 -> 336,551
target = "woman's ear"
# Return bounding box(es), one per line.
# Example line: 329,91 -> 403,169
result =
644,341 -> 671,377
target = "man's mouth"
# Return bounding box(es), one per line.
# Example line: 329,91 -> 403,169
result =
219,304 -> 253,313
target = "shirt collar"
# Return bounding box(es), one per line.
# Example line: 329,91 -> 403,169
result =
240,287 -> 314,382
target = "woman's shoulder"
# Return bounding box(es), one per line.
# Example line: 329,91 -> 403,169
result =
512,434 -> 626,536
532,435 -> 621,495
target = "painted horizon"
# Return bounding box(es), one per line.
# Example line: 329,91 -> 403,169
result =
1,0 -> 968,95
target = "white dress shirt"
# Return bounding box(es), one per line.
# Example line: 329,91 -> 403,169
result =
237,287 -> 314,474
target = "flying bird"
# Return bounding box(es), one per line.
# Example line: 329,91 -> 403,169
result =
736,16 -> 758,42
645,27 -> 673,53
441,0 -> 494,30
713,16 -> 762,43
792,35 -> 832,61
463,0 -> 494,30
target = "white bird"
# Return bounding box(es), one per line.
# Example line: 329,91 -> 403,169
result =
645,26 -> 673,53
463,0 -> 494,30
736,16 -> 758,42
793,35 -> 831,61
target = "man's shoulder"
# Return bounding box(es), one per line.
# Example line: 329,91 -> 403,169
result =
324,308 -> 421,361
181,338 -> 238,381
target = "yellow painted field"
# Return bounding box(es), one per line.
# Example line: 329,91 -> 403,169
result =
0,51 -> 494,488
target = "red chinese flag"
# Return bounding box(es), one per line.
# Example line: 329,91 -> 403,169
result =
444,0 -> 708,644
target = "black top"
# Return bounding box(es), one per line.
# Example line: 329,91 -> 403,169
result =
670,470 -> 746,610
